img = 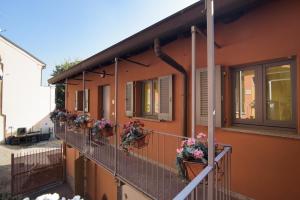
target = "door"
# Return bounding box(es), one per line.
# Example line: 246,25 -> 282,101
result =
102,85 -> 111,119
98,85 -> 111,119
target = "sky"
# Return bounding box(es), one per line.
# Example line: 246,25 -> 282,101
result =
0,0 -> 198,85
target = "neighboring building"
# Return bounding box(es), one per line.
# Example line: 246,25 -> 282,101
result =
49,0 -> 300,200
0,35 -> 55,142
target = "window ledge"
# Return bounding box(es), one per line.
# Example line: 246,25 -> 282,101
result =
132,117 -> 161,122
221,126 -> 300,140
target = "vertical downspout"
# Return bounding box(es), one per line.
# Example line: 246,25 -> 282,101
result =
191,26 -> 197,139
207,0 -> 216,199
114,57 -> 118,176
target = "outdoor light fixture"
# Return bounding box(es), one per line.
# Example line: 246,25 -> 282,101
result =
100,70 -> 106,78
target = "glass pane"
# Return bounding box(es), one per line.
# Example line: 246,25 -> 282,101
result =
235,70 -> 256,119
153,79 -> 159,114
143,81 -> 151,113
266,64 -> 292,121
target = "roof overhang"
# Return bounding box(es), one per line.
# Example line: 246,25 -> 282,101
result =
48,0 -> 266,84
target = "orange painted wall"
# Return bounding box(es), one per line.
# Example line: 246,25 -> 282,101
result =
95,164 -> 118,200
65,1 -> 300,199
66,146 -> 77,191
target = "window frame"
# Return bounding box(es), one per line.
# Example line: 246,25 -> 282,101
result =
231,58 -> 297,129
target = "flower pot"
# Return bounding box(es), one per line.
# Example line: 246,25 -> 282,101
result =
101,127 -> 113,137
132,134 -> 148,149
87,121 -> 93,128
80,124 -> 86,129
183,161 -> 206,181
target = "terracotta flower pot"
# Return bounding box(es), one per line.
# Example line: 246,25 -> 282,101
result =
183,161 -> 206,181
133,134 -> 148,149
102,127 -> 113,137
87,121 -> 93,128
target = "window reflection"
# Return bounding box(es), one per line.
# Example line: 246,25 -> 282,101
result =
235,70 -> 256,120
153,79 -> 159,114
143,81 -> 151,113
266,64 -> 292,121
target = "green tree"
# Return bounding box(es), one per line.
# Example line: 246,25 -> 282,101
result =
52,60 -> 80,109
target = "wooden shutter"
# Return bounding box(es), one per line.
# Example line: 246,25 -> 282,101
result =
75,91 -> 78,111
84,89 -> 89,112
158,75 -> 173,121
125,82 -> 134,117
196,66 -> 221,127
98,86 -> 103,119
134,81 -> 142,117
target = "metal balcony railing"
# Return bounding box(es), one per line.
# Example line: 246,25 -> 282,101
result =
54,122 -> 232,200
173,146 -> 232,200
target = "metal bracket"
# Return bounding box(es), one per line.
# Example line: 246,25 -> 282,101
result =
120,57 -> 150,67
194,26 -> 222,49
86,70 -> 114,77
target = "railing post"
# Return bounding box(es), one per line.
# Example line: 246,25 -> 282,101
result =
11,153 -> 14,196
114,57 -> 118,176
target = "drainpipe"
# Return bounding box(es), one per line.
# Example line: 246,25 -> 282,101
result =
154,39 -> 188,137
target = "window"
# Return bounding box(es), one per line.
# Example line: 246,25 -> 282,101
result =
232,59 -> 296,128
125,75 -> 172,121
142,79 -> 159,116
75,89 -> 89,112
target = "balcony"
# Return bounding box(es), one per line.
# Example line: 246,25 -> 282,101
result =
55,123 -> 232,200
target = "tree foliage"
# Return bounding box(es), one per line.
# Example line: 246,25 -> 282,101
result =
52,60 -> 80,109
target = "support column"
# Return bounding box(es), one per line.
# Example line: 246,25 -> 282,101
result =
207,0 -> 216,199
191,26 -> 197,139
114,57 -> 118,176
65,78 -> 68,141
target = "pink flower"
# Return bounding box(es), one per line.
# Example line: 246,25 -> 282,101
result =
193,149 -> 204,159
176,148 -> 183,154
196,132 -> 207,142
181,140 -> 187,147
187,138 -> 195,146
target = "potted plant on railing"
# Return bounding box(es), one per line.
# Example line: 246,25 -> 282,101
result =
50,109 -> 59,123
66,113 -> 78,129
74,114 -> 93,129
57,111 -> 67,126
176,133 -> 222,181
120,120 -> 149,152
92,119 -> 114,138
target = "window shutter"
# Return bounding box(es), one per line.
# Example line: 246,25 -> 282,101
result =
75,91 -> 78,111
134,81 -> 142,117
84,89 -> 89,112
125,82 -> 134,117
158,75 -> 173,121
196,66 -> 221,127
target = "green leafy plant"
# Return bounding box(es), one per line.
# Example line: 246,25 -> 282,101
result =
120,120 -> 145,151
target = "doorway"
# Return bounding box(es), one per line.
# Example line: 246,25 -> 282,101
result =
98,85 -> 111,119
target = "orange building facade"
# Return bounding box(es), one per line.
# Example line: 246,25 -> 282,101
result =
50,1 -> 300,200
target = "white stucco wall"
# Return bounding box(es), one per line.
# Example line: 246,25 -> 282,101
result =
0,37 -> 55,141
